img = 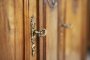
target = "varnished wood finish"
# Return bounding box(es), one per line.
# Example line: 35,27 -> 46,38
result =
29,0 -> 37,60
24,0 -> 30,60
0,1 -> 15,60
23,0 -> 87,60
82,0 -> 88,60
0,0 -> 24,60
39,0 -> 44,60
39,0 -> 47,60
65,0 -> 87,60
58,0 -> 66,60
14,0 -> 24,60
24,0 -> 37,60
46,1 -> 58,60
0,0 -> 88,60
87,0 -> 90,50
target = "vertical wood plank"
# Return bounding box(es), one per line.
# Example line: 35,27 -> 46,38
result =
46,1 -> 58,60
65,0 -> 87,60
29,0 -> 37,60
24,0 -> 37,60
0,0 -> 15,60
24,0 -> 30,60
58,0 -> 66,60
0,0 -> 24,60
14,0 -> 24,60
81,0 -> 87,60
65,0 -> 82,60
39,0 -> 44,60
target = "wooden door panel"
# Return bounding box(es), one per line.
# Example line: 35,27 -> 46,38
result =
29,0 -> 37,60
28,0 -> 37,60
0,0 -> 24,60
24,0 -> 37,60
39,0 -> 45,60
65,0 -> 87,60
23,0 -> 87,60
14,0 -> 24,60
58,0 -> 66,60
46,2 -> 58,60
65,0 -> 82,60
0,0 -> 15,60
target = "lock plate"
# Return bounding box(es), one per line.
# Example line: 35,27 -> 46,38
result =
31,16 -> 36,56
30,16 -> 47,56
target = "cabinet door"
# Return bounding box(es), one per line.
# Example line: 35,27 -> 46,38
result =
24,0 -> 87,60
0,0 -> 24,60
39,0 -> 87,60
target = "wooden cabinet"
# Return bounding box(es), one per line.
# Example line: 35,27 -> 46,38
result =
0,0 -> 88,60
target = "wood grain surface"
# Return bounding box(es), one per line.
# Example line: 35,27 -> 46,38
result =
0,0 -> 24,60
